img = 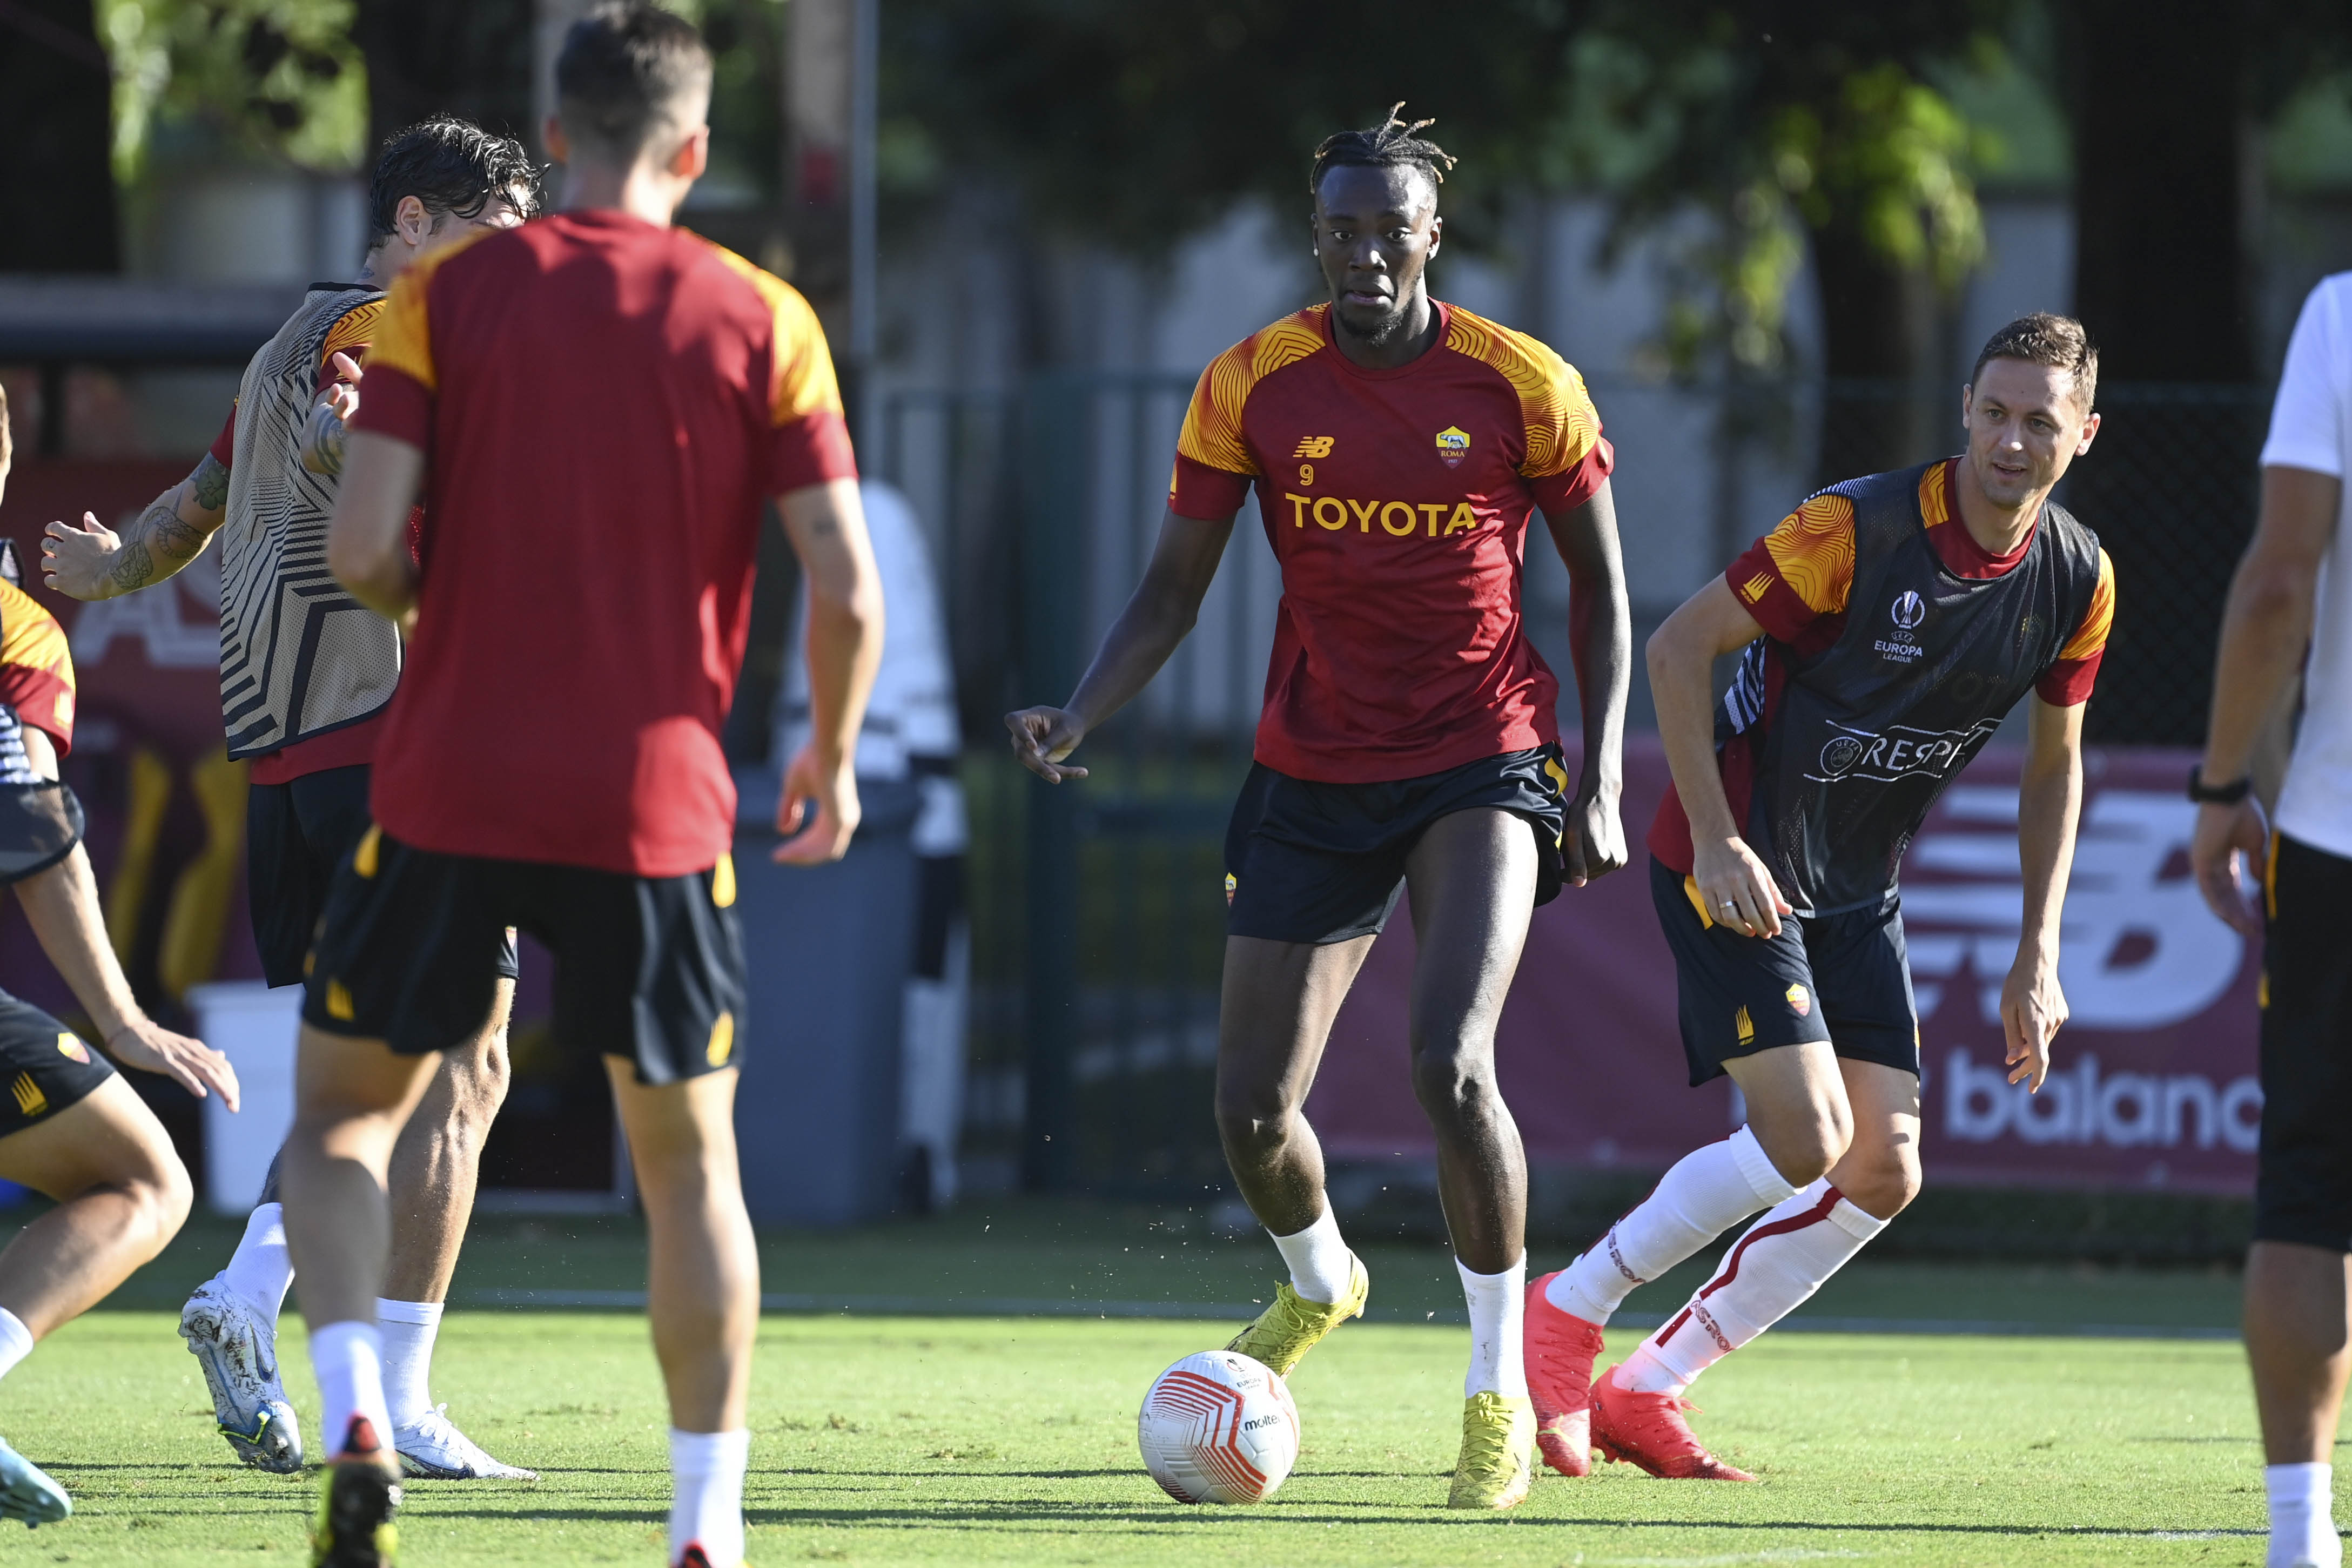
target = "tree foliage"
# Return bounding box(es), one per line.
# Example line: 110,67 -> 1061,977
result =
99,0 -> 366,179
883,1 -> 2015,375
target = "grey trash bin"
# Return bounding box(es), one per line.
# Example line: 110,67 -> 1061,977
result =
728,773 -> 918,1227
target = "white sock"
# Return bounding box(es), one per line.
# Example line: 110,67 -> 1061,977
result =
670,1428 -> 750,1567
1547,1126 -> 1796,1325
375,1298 -> 443,1430
1270,1204 -> 1355,1306
2268,1462 -> 2342,1568
1457,1255 -> 1528,1398
308,1320 -> 392,1458
0,1308 -> 33,1383
1622,1179 -> 1887,1394
219,1203 -> 295,1320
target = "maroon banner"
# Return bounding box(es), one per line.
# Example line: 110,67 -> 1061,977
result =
1308,737 -> 2260,1195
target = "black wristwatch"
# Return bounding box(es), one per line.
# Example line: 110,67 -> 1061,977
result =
2187,766 -> 2253,805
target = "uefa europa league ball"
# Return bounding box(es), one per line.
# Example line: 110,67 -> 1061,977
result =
1137,1349 -> 1300,1504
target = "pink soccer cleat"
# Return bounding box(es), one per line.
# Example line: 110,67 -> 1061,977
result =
1524,1270 -> 1605,1478
1589,1363 -> 1755,1482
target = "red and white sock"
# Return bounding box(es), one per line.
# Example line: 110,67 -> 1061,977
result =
308,1320 -> 392,1457
1619,1179 -> 1887,1394
1545,1126 -> 1796,1325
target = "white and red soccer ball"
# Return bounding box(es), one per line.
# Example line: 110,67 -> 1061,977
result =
1137,1350 -> 1300,1504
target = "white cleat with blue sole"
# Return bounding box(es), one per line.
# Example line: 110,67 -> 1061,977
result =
179,1278 -> 303,1473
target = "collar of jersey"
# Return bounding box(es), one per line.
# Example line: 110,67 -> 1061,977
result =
1318,299 -> 1454,381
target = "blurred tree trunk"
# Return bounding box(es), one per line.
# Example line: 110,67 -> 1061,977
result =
2067,0 -> 2252,380
354,0 -> 538,151
0,0 -> 118,272
1811,237 -> 1944,482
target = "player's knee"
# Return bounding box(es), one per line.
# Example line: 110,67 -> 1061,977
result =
1212,1089 -> 1296,1160
448,1030 -> 512,1124
1752,1118 -> 1843,1188
1407,1040 -> 1495,1127
1837,1147 -> 1921,1220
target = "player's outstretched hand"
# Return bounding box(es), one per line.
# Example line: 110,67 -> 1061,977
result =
1999,952 -> 2066,1092
105,1017 -> 240,1112
302,351 -> 363,476
41,513 -> 124,601
1005,706 -> 1088,783
2189,797 -> 2268,937
1690,835 -> 1790,939
774,743 -> 862,865
1563,784 -> 1626,887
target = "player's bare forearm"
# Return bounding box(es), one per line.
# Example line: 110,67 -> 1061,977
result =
780,477 -> 885,774
2015,696 -> 2085,960
1547,481 -> 1631,792
327,431 -> 425,619
13,842 -> 139,1040
1064,508 -> 1235,731
43,456 -> 226,601
2200,465 -> 2338,783
1648,577 -> 1762,844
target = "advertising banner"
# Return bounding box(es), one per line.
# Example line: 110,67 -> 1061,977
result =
1307,737 -> 2260,1196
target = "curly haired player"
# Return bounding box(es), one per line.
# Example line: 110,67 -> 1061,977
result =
1008,105 -> 1632,1510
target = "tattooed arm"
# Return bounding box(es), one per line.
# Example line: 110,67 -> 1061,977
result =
41,453 -> 230,601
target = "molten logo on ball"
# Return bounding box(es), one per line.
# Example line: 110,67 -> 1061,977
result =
1137,1350 -> 1300,1504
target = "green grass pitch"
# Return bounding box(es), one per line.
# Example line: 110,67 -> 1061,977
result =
0,1303 -> 2270,1566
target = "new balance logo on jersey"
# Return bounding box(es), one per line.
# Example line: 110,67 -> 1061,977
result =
1292,436 -> 1334,459
1811,719 -> 1999,786
10,1072 -> 45,1118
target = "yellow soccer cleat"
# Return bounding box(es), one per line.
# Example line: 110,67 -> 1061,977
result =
312,1418 -> 401,1567
1224,1255 -> 1369,1376
1448,1391 -> 1535,1510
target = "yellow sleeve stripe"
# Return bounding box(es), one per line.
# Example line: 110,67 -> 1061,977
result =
0,579 -> 73,692
365,254 -> 451,394
318,298 -> 385,372
1174,308 -> 1326,478
1762,493 -> 1857,616
2057,548 -> 2116,662
1441,306 -> 1601,478
1917,460 -> 1953,529
704,241 -> 845,426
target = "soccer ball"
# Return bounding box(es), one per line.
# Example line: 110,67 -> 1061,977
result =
1137,1349 -> 1300,1504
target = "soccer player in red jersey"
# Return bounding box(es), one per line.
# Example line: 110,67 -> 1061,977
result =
285,9 -> 881,1565
1523,315 -> 2115,1482
45,117 -> 540,1484
1007,108 -> 1632,1509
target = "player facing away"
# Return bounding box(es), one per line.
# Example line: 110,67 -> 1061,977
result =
291,6 -> 882,1565
0,391 -> 243,1525
2190,271 -> 2352,1568
41,118 -> 541,1483
1523,313 -> 2115,1482
1006,108 -> 1632,1510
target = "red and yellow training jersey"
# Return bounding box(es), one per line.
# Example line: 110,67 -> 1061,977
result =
1170,301 -> 1612,783
0,577 -> 74,761
1649,458 -> 2116,872
351,210 -> 858,878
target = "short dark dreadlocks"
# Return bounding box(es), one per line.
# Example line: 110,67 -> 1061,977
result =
1309,103 -> 1457,199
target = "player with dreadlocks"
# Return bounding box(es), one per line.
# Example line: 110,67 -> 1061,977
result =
1009,106 -> 1630,1509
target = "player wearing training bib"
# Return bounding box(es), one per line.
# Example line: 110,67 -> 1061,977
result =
1523,314 -> 2115,1483
0,393 -> 241,1529
1007,107 -> 1633,1510
43,118 -> 540,1485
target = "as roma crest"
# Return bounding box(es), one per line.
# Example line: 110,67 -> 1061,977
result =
1435,426 -> 1470,469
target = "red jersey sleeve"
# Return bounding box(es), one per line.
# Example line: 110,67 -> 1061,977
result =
1168,334 -> 1266,519
1169,453 -> 1252,520
1728,493 -> 1857,644
2036,547 -> 2115,705
209,404 -> 237,470
1528,436 -> 1615,515
698,245 -> 859,495
0,582 -> 74,753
